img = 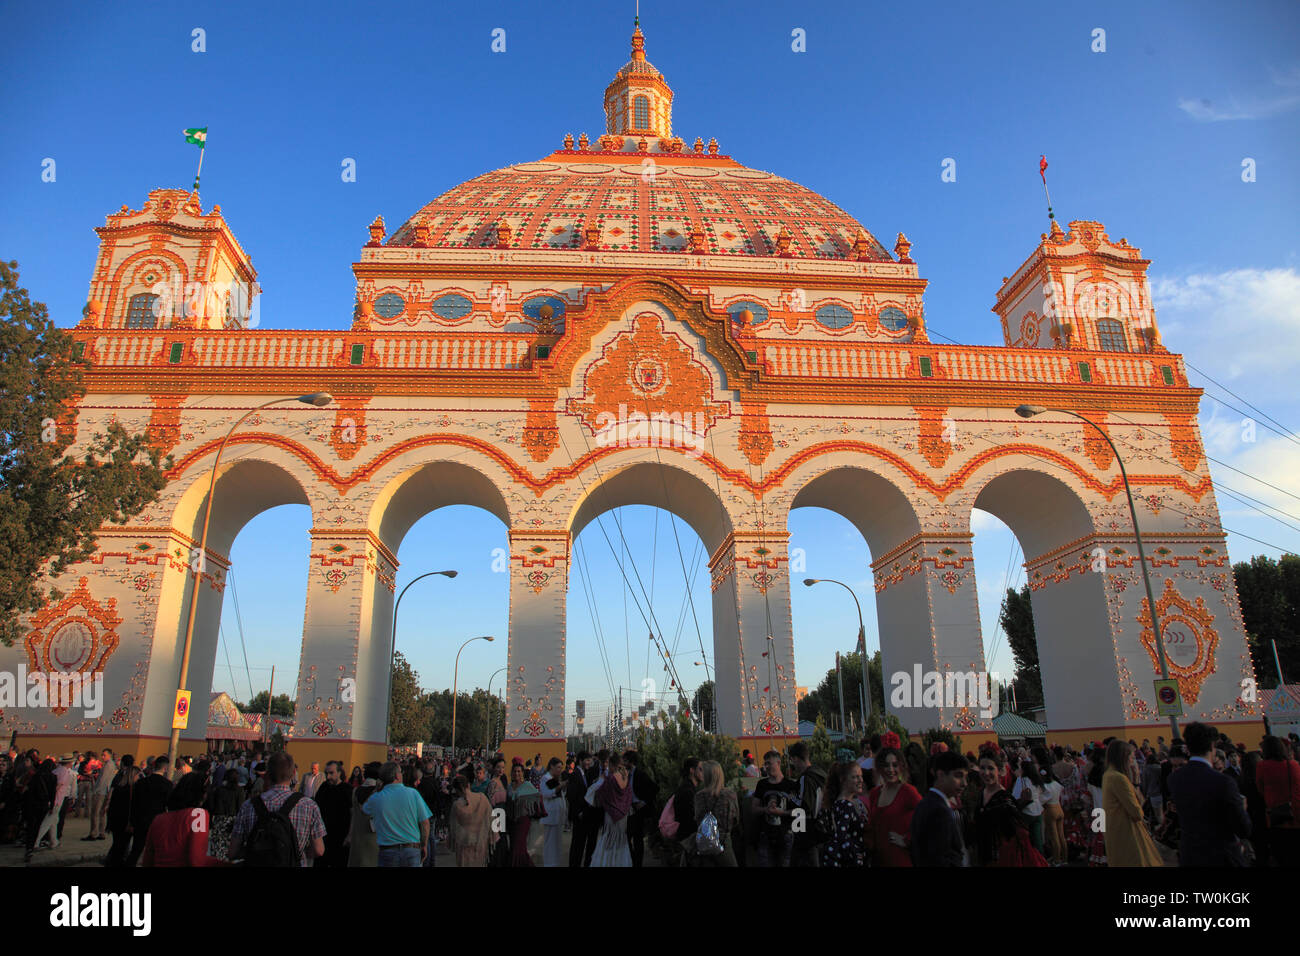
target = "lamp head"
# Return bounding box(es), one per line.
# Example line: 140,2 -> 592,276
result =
439,570 -> 458,578
483,636 -> 495,642
299,392 -> 334,407
1015,404 -> 1046,419
803,578 -> 818,586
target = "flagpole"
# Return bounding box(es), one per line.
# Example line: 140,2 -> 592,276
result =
1039,155 -> 1054,223
193,144 -> 205,192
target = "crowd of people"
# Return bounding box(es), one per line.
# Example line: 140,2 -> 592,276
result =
0,721 -> 1296,867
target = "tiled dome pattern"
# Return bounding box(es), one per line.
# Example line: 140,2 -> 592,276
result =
387,158 -> 894,262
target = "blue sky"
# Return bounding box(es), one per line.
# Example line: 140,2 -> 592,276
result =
4,1 -> 1299,727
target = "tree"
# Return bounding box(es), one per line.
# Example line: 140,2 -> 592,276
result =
691,680 -> 715,731
0,260 -> 169,644
388,651 -> 429,745
633,710 -> 741,800
809,715 -> 835,770
1234,554 -> 1300,688
239,691 -> 294,717
999,585 -> 1044,712
798,650 -> 886,730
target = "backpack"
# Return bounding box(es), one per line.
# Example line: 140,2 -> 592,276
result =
694,796 -> 724,856
658,794 -> 679,839
243,792 -> 304,867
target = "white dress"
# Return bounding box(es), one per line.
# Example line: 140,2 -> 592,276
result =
590,812 -> 631,867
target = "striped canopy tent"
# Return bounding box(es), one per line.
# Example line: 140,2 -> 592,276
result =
207,691 -> 265,743
992,712 -> 1049,744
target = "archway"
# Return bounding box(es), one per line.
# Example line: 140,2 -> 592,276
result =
971,467 -> 1115,733
145,456 -> 314,750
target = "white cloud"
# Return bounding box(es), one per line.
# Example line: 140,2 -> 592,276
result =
1179,65 -> 1300,121
1151,268 -> 1300,382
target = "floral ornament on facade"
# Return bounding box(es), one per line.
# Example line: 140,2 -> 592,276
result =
24,578 -> 122,716
1138,578 -> 1218,705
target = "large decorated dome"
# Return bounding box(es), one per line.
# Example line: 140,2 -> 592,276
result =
388,24 -> 892,263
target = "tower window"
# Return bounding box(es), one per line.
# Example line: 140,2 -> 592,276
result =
633,95 -> 650,130
126,292 -> 159,329
1097,318 -> 1128,352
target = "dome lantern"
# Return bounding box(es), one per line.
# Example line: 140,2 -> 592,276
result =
603,21 -> 674,142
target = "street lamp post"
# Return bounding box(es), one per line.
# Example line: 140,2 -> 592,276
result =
386,570 -> 458,745
166,393 -> 332,771
804,578 -> 871,731
1015,404 -> 1181,741
451,636 -> 495,757
485,666 -> 507,751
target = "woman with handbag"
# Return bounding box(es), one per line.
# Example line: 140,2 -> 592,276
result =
1256,735 -> 1300,867
691,760 -> 737,867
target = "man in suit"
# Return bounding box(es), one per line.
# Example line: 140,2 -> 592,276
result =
126,755 -> 174,867
566,751 -> 600,867
623,749 -> 658,868
1166,722 -> 1251,866
911,750 -> 969,866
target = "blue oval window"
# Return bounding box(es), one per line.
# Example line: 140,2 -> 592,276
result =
522,295 -> 566,324
373,293 -> 406,318
879,306 -> 908,331
815,304 -> 853,329
430,294 -> 473,320
727,301 -> 769,325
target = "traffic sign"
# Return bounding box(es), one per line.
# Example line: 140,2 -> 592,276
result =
173,690 -> 192,729
1153,679 -> 1183,717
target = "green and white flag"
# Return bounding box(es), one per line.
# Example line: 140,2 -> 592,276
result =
184,127 -> 207,147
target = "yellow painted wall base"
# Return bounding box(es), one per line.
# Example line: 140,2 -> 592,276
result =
501,738 -> 567,767
282,739 -> 388,773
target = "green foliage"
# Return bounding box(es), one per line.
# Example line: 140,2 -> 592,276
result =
1234,554 -> 1300,688
809,715 -> 835,771
632,711 -> 741,798
920,727 -> 960,755
239,691 -> 294,717
0,260 -> 169,645
999,584 -> 1044,711
797,649 -> 886,730
388,651 -> 429,745
690,680 -> 715,731
864,710 -> 908,740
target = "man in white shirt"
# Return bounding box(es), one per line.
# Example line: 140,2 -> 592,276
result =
300,761 -> 325,798
857,735 -> 879,776
85,748 -> 116,841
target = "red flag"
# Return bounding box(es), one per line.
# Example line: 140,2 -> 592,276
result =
1039,155 -> 1048,182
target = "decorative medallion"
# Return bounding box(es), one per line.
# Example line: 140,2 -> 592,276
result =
23,577 -> 122,715
1138,579 -> 1218,705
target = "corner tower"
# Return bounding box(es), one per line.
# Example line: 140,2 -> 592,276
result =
994,219 -> 1166,354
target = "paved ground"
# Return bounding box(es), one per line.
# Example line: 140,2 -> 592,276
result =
1,814 -> 673,867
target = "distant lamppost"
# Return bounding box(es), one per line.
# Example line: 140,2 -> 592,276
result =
166,393 -> 332,771
485,666 -> 507,751
804,578 -> 871,731
451,636 -> 495,756
1015,404 -> 1180,740
386,569 -> 458,745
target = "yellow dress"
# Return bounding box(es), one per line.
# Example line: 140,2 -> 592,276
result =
1102,769 -> 1162,867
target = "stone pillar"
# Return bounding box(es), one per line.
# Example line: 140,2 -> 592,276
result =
874,534 -> 992,739
709,532 -> 797,746
139,535 -> 230,752
288,528 -> 394,770
501,529 -> 569,764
